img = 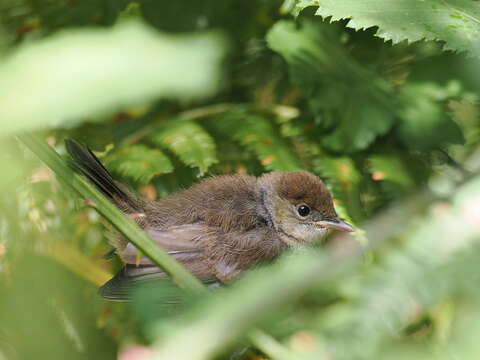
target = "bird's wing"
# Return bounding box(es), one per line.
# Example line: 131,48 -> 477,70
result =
99,264 -> 221,301
119,223 -> 214,265
100,225 -> 282,301
101,224 -> 218,300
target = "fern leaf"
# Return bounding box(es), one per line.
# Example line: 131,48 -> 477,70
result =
149,119 -> 218,176
212,110 -> 302,171
103,144 -> 173,184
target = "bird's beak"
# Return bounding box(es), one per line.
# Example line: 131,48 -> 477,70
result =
317,218 -> 354,232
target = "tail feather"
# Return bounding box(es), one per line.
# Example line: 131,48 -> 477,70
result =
65,139 -> 127,200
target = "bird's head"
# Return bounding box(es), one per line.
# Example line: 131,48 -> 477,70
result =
257,171 -> 354,247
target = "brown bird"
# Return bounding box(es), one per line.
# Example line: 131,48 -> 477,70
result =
65,139 -> 354,300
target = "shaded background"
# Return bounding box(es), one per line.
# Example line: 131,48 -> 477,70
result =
1,1 -> 480,359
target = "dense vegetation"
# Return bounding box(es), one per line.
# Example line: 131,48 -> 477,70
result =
1,1 -> 480,359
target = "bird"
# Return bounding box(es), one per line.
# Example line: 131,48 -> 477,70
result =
65,139 -> 354,300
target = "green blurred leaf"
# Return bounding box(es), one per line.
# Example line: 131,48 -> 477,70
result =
0,253 -> 117,360
315,175 -> 480,360
296,0 -> 480,58
0,21 -> 226,135
314,156 -> 364,222
150,120 -> 218,176
314,156 -> 360,191
369,155 -> 415,190
397,82 -> 465,151
267,20 -> 396,153
320,98 -> 395,153
103,144 -> 173,184
117,2 -> 142,22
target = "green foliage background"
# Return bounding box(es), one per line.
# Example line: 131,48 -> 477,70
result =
1,1 -> 480,359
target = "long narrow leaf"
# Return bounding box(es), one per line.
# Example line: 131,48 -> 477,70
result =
18,133 -> 206,293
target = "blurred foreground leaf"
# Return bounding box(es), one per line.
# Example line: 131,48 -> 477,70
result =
316,175 -> 480,359
0,21 -> 226,135
0,253 -> 116,360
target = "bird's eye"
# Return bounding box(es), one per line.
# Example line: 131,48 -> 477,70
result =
297,205 -> 310,217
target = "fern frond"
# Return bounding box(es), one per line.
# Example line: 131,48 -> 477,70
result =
211,110 -> 302,171
103,144 -> 173,184
150,119 -> 218,176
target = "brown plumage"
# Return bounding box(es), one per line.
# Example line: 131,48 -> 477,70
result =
267,172 -> 337,218
66,139 -> 353,300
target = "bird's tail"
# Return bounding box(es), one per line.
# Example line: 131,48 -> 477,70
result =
65,139 -> 126,199
64,139 -> 143,213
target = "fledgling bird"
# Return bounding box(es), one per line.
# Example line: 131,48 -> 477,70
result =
65,139 -> 353,300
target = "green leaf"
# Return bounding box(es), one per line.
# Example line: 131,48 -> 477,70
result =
313,156 -> 364,222
150,120 -> 218,176
368,155 -> 415,190
267,20 -> 396,153
0,21 -> 226,135
314,157 -> 360,190
296,0 -> 480,58
320,97 -> 396,153
103,144 -> 173,184
213,110 -> 302,171
397,82 -> 465,151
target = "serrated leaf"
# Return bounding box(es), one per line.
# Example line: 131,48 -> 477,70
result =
150,120 -> 218,176
103,144 -> 173,184
297,0 -> 480,57
212,110 -> 302,171
267,20 -> 396,153
398,82 -> 465,151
